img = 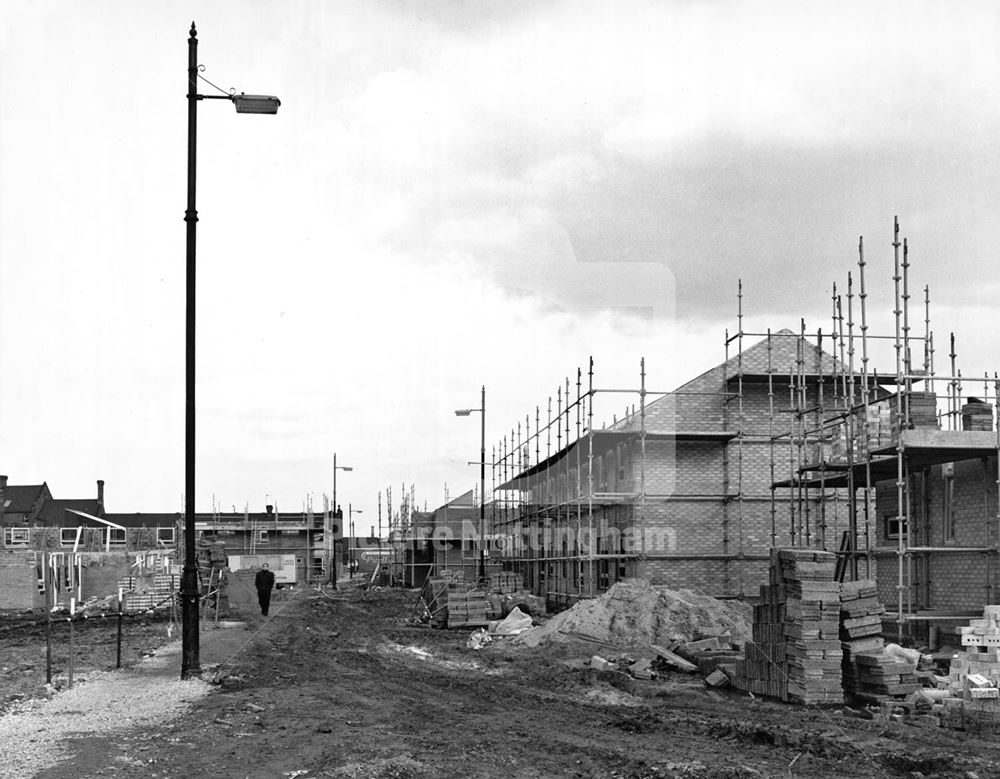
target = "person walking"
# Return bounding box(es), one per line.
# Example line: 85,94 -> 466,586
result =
255,562 -> 276,616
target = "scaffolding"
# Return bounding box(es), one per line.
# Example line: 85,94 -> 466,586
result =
752,217 -> 1000,638
496,217 -> 1000,621
493,356 -> 774,605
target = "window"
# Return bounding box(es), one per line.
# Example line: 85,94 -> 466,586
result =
4,528 -> 29,547
107,527 -> 127,547
157,527 -> 176,544
885,514 -> 908,540
257,529 -> 269,545
61,528 -> 79,547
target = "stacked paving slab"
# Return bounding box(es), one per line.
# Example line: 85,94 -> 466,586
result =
839,579 -> 887,700
447,589 -> 488,627
734,548 -> 843,704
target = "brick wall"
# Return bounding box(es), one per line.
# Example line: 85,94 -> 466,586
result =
505,349 -> 873,602
874,456 -> 1000,612
0,553 -> 43,609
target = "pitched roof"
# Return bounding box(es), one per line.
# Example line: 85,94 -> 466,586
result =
723,329 -> 840,379
103,513 -> 181,528
607,331 -> 842,434
1,484 -> 47,514
37,498 -> 103,524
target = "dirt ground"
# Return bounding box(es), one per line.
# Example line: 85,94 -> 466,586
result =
4,587 -> 1000,778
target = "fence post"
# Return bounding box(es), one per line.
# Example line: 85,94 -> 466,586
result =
116,587 -> 123,669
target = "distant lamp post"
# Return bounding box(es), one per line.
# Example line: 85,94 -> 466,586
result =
330,454 -> 353,588
349,505 -> 364,578
455,385 -> 487,582
181,22 -> 280,681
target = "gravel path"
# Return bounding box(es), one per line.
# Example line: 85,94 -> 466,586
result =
0,639 -> 212,776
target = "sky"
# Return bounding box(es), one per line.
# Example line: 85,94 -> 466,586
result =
2,1 -> 999,526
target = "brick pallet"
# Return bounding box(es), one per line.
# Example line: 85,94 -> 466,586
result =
839,579 -> 894,702
447,589 -> 488,628
488,572 -> 523,595
733,548 -> 843,705
419,576 -> 477,629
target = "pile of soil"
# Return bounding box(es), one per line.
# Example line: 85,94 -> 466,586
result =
516,579 -> 752,648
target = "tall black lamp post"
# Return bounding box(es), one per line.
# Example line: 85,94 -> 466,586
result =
455,386 -> 487,583
182,22 -> 280,680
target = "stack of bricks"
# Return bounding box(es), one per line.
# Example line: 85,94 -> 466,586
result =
850,654 -> 920,700
422,575 -> 471,629
839,579 -> 887,700
733,548 -> 843,704
488,571 -> 524,595
961,400 -> 994,431
939,605 -> 1000,730
446,589 -> 488,628
858,403 -> 893,456
733,585 -> 786,700
892,390 -> 938,431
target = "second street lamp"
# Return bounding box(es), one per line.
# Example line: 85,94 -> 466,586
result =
181,21 -> 279,680
349,505 -> 363,578
330,454 -> 353,588
455,385 -> 487,583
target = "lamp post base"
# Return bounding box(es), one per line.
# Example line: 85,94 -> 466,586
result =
180,566 -> 201,679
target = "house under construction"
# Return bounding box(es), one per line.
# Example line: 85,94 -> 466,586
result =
493,218 -> 1000,643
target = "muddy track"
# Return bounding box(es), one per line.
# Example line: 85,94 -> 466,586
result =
10,588 -> 1000,778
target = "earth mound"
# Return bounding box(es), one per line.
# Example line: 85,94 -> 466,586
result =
516,578 -> 751,648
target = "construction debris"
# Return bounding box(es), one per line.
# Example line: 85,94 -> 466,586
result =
936,605 -> 1000,731
590,655 -> 617,672
650,644 -> 697,673
489,606 -> 533,636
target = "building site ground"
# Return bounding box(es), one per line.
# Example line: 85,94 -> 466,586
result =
2,587 -> 999,779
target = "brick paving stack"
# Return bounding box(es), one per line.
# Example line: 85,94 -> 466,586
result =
861,403 -> 893,453
902,391 -> 939,428
961,399 -> 994,431
421,575 -> 471,629
839,579 -> 887,700
446,589 -> 488,628
733,548 -> 843,705
488,571 -> 523,594
851,654 -> 920,699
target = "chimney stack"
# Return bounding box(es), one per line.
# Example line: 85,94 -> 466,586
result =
97,479 -> 105,513
0,475 -> 7,524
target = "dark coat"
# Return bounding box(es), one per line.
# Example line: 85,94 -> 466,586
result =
255,568 -> 275,592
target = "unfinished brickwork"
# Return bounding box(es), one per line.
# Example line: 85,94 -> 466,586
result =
494,332 -> 863,606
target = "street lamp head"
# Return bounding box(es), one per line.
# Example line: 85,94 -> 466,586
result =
233,94 -> 281,114
341,466 -> 354,472
455,409 -> 473,417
